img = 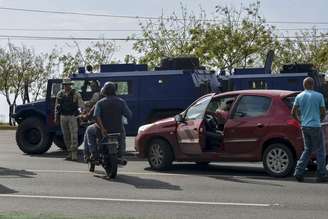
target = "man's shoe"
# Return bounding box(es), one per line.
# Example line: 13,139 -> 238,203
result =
316,176 -> 328,183
295,175 -> 304,182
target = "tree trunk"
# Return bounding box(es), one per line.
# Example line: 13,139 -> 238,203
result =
23,81 -> 30,104
8,104 -> 15,126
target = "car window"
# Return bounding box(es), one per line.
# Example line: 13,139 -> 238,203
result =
185,96 -> 212,120
284,95 -> 296,109
207,96 -> 236,113
233,95 -> 271,118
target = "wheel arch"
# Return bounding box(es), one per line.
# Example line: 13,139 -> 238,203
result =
144,135 -> 175,159
15,110 -> 46,124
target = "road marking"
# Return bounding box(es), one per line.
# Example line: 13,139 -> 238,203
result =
0,194 -> 279,207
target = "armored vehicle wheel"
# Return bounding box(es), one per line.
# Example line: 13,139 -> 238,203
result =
147,139 -> 173,170
16,117 -> 52,154
53,135 -> 67,150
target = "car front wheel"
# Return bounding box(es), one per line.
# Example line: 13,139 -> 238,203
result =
263,143 -> 295,177
147,139 -> 173,170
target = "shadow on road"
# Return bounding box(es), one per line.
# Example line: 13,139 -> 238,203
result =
96,174 -> 182,190
0,184 -> 17,194
144,163 -> 301,185
0,167 -> 36,178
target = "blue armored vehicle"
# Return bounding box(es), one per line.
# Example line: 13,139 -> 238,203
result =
218,51 -> 328,101
12,57 -> 220,154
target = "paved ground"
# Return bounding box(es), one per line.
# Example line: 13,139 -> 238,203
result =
0,130 -> 328,219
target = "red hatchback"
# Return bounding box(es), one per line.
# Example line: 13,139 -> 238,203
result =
135,90 -> 328,177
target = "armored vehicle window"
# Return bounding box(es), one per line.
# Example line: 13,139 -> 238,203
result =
248,80 -> 268,89
51,83 -> 62,98
114,81 -> 131,96
72,80 -> 85,92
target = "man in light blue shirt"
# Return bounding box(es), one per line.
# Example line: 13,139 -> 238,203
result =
292,77 -> 327,182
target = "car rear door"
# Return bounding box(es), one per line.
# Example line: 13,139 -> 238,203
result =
176,94 -> 214,155
223,95 -> 272,157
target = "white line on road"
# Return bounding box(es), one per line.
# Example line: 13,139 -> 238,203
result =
0,194 -> 279,207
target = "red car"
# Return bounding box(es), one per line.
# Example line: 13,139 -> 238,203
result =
135,90 -> 328,177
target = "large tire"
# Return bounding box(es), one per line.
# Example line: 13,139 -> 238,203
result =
263,143 -> 295,177
104,154 -> 118,179
16,117 -> 52,154
147,139 -> 174,170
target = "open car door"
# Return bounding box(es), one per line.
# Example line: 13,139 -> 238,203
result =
176,94 -> 215,155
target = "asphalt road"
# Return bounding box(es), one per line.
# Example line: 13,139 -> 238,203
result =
0,130 -> 328,219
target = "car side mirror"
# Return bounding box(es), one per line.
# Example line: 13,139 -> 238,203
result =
175,114 -> 185,123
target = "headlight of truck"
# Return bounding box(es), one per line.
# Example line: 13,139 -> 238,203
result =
137,124 -> 152,134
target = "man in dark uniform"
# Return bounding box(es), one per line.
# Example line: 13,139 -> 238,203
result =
55,78 -> 85,161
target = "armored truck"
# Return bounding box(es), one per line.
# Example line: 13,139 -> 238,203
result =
12,58 -> 220,154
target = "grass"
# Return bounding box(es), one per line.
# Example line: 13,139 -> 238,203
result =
0,122 -> 16,130
0,212 -> 140,219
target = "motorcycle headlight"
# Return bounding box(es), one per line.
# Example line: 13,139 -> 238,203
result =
137,124 -> 152,134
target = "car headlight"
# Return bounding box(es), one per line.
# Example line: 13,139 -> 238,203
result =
137,124 -> 153,134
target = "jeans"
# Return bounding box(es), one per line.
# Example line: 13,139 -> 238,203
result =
294,127 -> 327,177
83,123 -> 126,158
83,123 -> 101,156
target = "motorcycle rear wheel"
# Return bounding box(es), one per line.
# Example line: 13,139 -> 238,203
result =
104,154 -> 118,179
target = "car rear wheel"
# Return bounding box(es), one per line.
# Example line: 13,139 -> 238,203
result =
147,139 -> 173,170
16,117 -> 53,154
263,143 -> 295,177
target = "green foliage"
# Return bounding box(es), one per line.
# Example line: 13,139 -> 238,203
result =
190,1 -> 275,72
274,30 -> 328,72
132,4 -> 205,68
59,40 -> 115,77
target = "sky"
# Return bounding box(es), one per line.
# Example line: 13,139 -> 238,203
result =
0,0 -> 327,121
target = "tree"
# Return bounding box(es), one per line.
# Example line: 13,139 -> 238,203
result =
0,43 -> 27,124
59,40 -> 115,77
274,29 -> 328,72
190,1 -> 276,73
132,4 -> 206,68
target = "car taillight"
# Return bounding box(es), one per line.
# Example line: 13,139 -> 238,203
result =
287,119 -> 301,129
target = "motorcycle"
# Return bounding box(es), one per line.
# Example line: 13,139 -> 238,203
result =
88,133 -> 127,179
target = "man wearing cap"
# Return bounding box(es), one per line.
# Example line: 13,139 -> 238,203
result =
55,78 -> 85,161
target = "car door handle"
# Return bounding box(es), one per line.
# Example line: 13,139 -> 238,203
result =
256,123 -> 264,128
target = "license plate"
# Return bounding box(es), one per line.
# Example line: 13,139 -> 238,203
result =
107,144 -> 118,154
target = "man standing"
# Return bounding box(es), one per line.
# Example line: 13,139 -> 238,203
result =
292,77 -> 327,182
55,78 -> 85,161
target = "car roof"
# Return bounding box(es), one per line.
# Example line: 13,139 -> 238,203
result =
215,89 -> 299,98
